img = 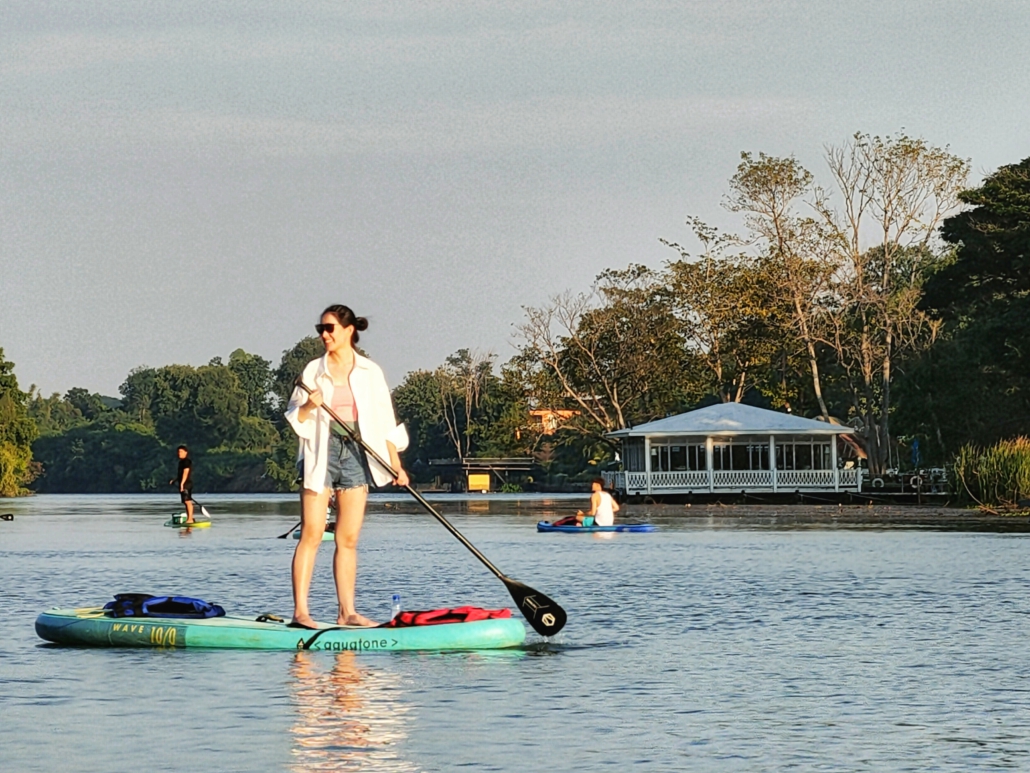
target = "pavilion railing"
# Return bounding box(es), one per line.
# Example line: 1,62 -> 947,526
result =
605,467 -> 863,492
776,469 -> 834,488
649,470 -> 709,489
712,470 -> 773,488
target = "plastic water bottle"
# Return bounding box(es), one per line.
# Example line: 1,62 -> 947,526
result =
391,593 -> 401,620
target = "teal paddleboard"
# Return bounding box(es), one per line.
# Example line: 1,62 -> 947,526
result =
35,607 -> 526,652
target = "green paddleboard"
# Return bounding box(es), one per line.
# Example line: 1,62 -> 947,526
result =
35,607 -> 526,652
164,517 -> 211,528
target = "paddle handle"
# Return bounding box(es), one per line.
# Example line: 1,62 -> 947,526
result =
293,379 -> 508,581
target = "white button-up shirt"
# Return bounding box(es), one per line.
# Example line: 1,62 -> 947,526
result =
285,353 -> 409,490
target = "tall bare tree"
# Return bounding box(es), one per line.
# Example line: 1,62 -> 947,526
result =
816,133 -> 969,472
433,349 -> 495,460
724,154 -> 837,419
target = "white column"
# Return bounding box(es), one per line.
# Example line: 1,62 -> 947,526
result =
770,435 -> 777,493
706,436 -> 714,492
644,436 -> 652,495
832,434 -> 839,492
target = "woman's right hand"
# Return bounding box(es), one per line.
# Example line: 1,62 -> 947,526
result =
305,388 -> 324,410
297,388 -> 323,423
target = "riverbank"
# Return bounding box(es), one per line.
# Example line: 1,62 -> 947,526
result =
618,502 -> 1030,530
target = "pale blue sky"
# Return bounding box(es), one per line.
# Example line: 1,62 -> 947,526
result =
2,1 -> 1028,396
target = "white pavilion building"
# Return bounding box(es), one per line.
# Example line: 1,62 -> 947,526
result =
602,403 -> 863,497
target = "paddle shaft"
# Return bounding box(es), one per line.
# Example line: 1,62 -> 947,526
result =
294,381 -> 506,580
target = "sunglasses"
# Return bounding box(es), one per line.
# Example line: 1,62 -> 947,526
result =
315,323 -> 339,335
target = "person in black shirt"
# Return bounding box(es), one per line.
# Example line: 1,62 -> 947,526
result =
171,445 -> 195,523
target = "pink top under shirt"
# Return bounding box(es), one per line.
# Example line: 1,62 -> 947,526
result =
330,381 -> 358,422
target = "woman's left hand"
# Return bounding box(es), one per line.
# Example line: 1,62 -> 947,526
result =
394,468 -> 409,488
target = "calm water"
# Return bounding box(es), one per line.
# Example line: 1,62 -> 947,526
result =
2,494 -> 1029,772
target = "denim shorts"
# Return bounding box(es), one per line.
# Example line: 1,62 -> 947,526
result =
299,434 -> 372,491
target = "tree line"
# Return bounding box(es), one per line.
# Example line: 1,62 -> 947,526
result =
0,337 -> 323,495
1,132 -> 1027,496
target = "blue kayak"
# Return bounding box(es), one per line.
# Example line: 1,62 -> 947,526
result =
536,521 -> 657,533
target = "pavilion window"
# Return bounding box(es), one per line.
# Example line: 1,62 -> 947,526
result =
648,440 -> 706,471
712,441 -> 768,471
774,439 -> 832,470
625,439 -> 646,471
690,445 -> 706,471
669,445 -> 686,471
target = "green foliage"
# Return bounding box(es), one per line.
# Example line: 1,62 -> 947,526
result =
264,431 -> 301,491
928,157 -> 1030,313
32,420 -> 168,493
896,157 -> 1030,457
272,336 -> 325,419
953,437 -> 1030,508
120,362 -> 271,452
196,449 -> 279,492
30,348 -> 283,493
0,348 -> 38,496
893,296 -> 1030,461
64,387 -> 111,421
27,391 -> 88,436
517,265 -> 695,445
393,349 -> 531,477
227,348 -> 275,420
393,369 -> 450,465
0,441 -> 34,497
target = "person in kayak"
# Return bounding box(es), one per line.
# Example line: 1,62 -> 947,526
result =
170,445 -> 196,524
575,478 -> 619,527
285,305 -> 409,629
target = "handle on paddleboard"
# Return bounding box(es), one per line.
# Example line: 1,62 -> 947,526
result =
293,376 -> 567,637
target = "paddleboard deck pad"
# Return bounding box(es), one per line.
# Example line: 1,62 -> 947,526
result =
35,607 -> 526,652
536,521 -> 657,533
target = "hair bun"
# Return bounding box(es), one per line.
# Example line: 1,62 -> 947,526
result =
355,316 -> 369,331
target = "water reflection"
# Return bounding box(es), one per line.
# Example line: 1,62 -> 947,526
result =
289,652 -> 419,772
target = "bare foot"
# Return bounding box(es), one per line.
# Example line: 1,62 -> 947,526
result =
337,612 -> 377,627
290,614 -> 319,630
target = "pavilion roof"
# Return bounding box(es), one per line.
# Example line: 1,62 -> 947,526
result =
607,402 -> 854,438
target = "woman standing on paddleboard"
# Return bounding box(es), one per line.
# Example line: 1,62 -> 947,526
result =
285,305 -> 409,628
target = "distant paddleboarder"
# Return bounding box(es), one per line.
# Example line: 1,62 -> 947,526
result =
171,445 -> 196,524
285,304 -> 409,629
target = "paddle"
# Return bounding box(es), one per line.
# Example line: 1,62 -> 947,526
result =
278,496 -> 336,538
177,497 -> 212,520
276,521 -> 302,539
294,378 -> 567,637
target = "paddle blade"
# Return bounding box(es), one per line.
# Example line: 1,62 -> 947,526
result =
200,506 -> 211,519
503,578 -> 567,637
